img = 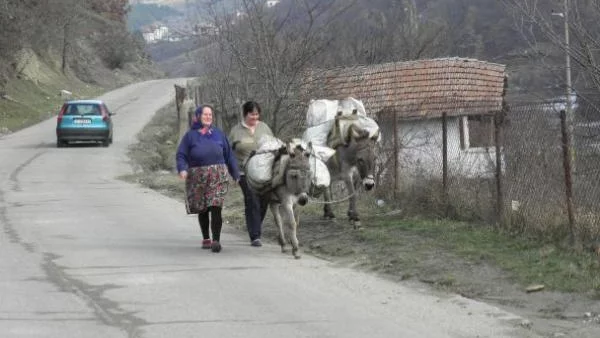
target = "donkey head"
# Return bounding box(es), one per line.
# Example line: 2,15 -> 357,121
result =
346,128 -> 376,191
284,144 -> 312,206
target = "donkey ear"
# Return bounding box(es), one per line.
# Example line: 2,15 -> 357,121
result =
278,146 -> 288,156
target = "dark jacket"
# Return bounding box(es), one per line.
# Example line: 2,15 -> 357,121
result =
176,127 -> 240,181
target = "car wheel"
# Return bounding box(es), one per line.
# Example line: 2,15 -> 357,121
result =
102,139 -> 110,147
57,139 -> 67,148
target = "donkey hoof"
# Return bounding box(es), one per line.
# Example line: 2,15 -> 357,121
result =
281,247 -> 287,253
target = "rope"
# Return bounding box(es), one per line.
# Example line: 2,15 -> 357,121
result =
307,190 -> 357,205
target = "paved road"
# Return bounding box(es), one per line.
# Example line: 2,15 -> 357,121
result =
0,79 -> 537,338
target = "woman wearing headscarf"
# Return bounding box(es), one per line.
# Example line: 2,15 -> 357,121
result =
176,105 -> 240,252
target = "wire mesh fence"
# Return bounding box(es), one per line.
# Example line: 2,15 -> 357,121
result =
339,100 -> 600,244
503,105 -> 568,237
572,105 -> 600,240
370,101 -> 600,243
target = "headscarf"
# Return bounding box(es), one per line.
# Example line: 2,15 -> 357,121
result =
190,106 -> 205,130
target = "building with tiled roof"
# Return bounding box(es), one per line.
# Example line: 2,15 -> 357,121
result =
301,58 -> 508,188
303,57 -> 507,120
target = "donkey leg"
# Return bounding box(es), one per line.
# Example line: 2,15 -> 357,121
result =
269,203 -> 287,253
344,176 -> 361,229
282,201 -> 301,259
322,187 -> 336,219
294,204 -> 301,247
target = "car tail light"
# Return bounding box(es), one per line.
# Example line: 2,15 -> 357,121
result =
57,104 -> 67,123
100,106 -> 109,121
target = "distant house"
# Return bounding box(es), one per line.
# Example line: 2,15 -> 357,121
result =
156,25 -> 169,40
196,23 -> 219,36
303,58 -> 507,188
142,28 -> 156,43
266,0 -> 280,7
141,24 -> 169,43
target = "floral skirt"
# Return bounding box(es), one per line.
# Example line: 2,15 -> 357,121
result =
185,164 -> 230,214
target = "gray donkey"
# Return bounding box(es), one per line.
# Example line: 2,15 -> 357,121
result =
252,141 -> 312,259
320,123 -> 377,228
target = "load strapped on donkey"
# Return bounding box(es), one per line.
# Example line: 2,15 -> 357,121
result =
245,136 -> 332,198
301,97 -> 381,228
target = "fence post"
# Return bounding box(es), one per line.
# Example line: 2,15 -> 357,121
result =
494,110 -> 505,228
176,84 -> 195,142
174,85 -> 185,120
560,110 -> 577,244
442,112 -> 449,216
393,110 -> 399,199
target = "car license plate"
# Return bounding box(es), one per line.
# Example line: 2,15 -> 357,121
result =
74,119 -> 91,124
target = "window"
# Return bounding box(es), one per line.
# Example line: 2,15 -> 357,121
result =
460,115 -> 495,149
64,104 -> 101,116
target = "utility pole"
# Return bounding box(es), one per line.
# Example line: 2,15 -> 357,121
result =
553,0 -> 578,246
553,0 -> 575,170
563,0 -> 574,160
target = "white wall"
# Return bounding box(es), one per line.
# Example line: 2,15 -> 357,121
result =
156,26 -> 169,40
142,32 -> 155,43
391,116 -> 502,188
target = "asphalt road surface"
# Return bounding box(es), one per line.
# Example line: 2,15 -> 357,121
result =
0,79 -> 538,338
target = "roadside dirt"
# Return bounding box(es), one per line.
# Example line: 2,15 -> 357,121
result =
231,202 -> 600,338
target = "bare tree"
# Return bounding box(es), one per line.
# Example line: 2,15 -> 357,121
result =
502,0 -> 600,104
196,0 -> 355,136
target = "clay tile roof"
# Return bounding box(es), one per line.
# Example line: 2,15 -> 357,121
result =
302,58 -> 507,119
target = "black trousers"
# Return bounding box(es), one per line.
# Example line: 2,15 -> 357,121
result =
198,206 -> 223,241
239,175 -> 269,241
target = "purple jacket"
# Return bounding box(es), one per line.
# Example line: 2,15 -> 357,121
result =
176,127 -> 240,181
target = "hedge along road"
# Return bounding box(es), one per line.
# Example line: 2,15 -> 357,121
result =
0,79 -> 539,338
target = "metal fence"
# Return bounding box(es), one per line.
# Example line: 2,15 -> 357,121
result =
370,101 -> 600,243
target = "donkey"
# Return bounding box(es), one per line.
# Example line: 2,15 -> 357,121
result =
258,142 -> 312,259
321,127 -> 377,228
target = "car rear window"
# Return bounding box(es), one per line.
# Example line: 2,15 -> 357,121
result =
63,104 -> 102,116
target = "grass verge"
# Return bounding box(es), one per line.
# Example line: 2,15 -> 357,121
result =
348,214 -> 600,294
0,76 -> 103,133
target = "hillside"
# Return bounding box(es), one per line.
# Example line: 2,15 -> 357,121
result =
0,0 -> 164,136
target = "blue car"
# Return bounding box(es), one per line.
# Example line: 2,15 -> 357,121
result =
56,100 -> 115,147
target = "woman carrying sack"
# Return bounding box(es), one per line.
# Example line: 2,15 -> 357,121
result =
176,105 -> 240,252
228,101 -> 274,247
